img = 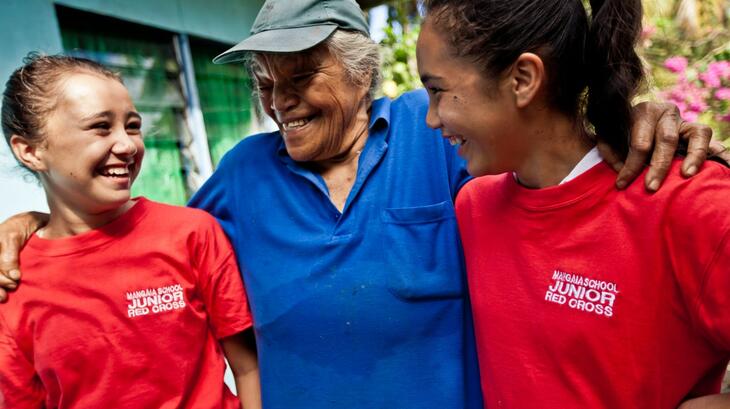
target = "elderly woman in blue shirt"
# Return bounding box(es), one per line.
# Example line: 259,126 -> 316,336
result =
0,0 -> 725,408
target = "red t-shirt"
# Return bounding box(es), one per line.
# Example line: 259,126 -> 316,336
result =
0,198 -> 253,409
456,159 -> 730,409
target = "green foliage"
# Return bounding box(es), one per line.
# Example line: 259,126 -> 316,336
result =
379,23 -> 421,98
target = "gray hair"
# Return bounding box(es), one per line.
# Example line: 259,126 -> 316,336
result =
246,29 -> 381,102
325,29 -> 381,102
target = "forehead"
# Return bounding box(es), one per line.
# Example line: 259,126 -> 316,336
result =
54,72 -> 132,115
251,46 -> 334,77
417,18 -> 452,66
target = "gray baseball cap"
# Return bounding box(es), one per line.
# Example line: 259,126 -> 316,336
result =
214,0 -> 370,64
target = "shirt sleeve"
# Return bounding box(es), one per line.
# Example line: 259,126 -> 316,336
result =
693,230 -> 730,349
0,314 -> 45,409
665,163 -> 730,351
192,215 -> 253,340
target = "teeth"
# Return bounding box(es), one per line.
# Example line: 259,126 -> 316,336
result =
283,118 -> 309,130
448,136 -> 465,146
100,166 -> 130,177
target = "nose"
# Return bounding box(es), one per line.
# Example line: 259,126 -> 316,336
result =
425,100 -> 442,130
270,82 -> 298,113
111,128 -> 139,158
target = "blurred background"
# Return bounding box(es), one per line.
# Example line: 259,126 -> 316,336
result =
0,0 -> 727,394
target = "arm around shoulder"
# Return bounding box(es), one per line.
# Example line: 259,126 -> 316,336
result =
0,211 -> 49,301
678,393 -> 730,409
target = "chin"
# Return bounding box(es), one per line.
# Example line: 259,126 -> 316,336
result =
466,163 -> 490,177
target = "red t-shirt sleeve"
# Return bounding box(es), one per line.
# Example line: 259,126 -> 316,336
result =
665,163 -> 730,351
192,215 -> 253,340
0,314 -> 45,408
693,230 -> 730,349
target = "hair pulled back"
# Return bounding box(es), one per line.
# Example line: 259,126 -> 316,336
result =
422,0 -> 644,158
2,53 -> 122,152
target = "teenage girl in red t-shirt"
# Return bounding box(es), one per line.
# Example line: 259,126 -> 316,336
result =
0,54 -> 261,409
417,0 -> 729,408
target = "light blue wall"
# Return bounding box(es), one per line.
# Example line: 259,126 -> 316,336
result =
56,0 -> 264,44
0,0 -> 264,219
0,0 -> 64,218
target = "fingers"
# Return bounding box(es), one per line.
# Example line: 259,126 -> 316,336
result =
0,274 -> 17,290
708,140 -> 730,165
0,288 -> 6,303
644,104 -> 682,192
616,102 -> 661,189
679,122 -> 713,177
0,230 -> 24,291
597,141 -> 624,173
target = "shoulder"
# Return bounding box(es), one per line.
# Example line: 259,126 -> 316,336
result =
455,175 -> 507,213
657,160 -> 730,234
390,88 -> 429,114
141,199 -> 220,231
216,131 -> 282,170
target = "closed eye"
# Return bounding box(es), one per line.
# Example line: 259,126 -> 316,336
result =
92,122 -> 110,129
426,86 -> 443,95
292,72 -> 315,85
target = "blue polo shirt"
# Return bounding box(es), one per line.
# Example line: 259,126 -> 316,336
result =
189,89 -> 482,409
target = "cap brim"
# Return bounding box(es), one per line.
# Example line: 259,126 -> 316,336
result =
213,25 -> 338,64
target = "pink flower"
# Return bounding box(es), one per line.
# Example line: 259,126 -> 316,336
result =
682,110 -> 700,122
700,71 -> 721,88
641,25 -> 656,41
664,57 -> 688,74
715,88 -> 730,101
708,61 -> 730,80
701,61 -> 730,88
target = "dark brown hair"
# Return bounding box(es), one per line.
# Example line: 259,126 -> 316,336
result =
423,0 -> 644,158
2,53 -> 122,171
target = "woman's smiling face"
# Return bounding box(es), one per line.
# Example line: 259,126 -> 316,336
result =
252,47 -> 371,163
417,18 -> 527,177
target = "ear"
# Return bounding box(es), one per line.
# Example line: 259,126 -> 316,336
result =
510,53 -> 545,109
9,134 -> 47,172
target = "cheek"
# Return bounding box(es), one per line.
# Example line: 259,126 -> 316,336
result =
259,95 -> 276,118
438,99 -> 471,131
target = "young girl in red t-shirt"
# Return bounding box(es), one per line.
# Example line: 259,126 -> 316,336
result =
0,54 -> 261,409
417,0 -> 730,408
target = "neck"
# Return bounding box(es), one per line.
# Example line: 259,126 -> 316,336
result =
514,110 -> 595,189
41,197 -> 136,239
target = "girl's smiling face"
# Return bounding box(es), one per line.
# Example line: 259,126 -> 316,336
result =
33,72 -> 144,215
417,18 -> 529,177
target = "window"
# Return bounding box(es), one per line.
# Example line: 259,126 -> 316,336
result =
57,6 -> 258,205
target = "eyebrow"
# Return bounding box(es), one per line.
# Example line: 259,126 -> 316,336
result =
80,111 -> 112,122
80,111 -> 142,122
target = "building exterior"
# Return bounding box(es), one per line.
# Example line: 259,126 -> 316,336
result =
0,0 -> 266,218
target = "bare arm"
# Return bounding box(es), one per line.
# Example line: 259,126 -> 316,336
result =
221,329 -> 261,409
598,101 -> 723,192
678,393 -> 730,409
0,211 -> 48,302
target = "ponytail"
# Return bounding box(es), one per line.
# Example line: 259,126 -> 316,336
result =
585,0 -> 644,159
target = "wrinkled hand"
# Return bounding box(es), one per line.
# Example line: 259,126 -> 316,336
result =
599,102 -> 714,192
0,212 -> 48,302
